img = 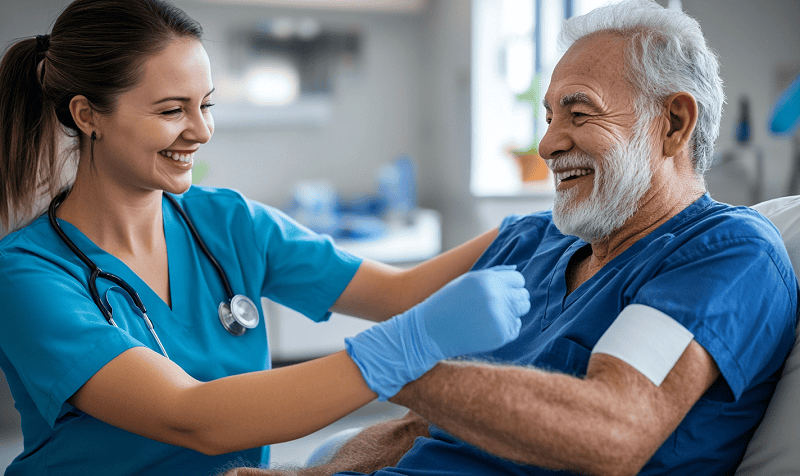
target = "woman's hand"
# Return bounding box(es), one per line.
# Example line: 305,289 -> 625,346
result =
345,266 -> 530,400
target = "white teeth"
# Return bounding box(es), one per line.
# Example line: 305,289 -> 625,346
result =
160,151 -> 194,163
555,168 -> 593,182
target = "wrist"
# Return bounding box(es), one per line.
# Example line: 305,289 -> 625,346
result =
345,311 -> 443,400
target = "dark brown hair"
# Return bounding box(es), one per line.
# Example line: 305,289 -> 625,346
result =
0,0 -> 203,231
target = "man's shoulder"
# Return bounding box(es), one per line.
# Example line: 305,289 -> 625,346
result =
494,210 -> 571,248
473,210 -> 574,271
497,210 -> 559,236
673,197 -> 784,250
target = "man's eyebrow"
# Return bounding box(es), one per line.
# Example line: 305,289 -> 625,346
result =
152,87 -> 215,105
559,91 -> 600,111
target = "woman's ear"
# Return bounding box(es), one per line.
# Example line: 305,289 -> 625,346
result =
68,95 -> 99,139
661,92 -> 698,158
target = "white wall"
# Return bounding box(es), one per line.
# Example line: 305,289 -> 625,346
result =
2,0 -> 799,249
683,0 -> 800,204
171,0 -> 428,210
0,0 -> 429,212
424,0 -> 800,249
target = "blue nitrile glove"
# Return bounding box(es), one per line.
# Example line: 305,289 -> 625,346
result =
345,265 -> 530,400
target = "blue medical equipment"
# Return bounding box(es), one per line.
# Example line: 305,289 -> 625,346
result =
769,73 -> 800,136
47,188 -> 261,357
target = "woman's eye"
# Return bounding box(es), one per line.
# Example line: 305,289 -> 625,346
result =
162,108 -> 182,116
201,102 -> 215,111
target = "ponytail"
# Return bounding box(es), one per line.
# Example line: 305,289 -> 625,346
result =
0,0 -> 203,233
0,36 -> 65,232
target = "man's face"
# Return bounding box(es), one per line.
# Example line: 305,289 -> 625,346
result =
540,33 -> 655,242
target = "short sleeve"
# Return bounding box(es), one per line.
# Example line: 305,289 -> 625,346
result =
474,211 -> 555,272
499,214 -> 523,233
630,233 -> 796,400
0,252 -> 143,428
248,200 -> 362,322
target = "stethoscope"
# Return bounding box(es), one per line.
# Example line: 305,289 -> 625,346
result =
47,188 -> 260,358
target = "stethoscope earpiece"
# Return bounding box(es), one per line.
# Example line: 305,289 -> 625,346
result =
218,295 -> 260,336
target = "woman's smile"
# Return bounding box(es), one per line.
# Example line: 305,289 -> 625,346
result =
159,149 -> 196,166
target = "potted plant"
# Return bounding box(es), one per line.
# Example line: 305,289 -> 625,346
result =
509,74 -> 549,182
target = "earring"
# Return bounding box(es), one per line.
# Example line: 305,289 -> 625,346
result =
91,131 -> 97,141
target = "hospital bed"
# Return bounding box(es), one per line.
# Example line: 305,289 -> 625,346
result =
306,196 -> 800,475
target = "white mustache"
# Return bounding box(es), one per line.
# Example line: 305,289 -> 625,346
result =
545,153 -> 595,171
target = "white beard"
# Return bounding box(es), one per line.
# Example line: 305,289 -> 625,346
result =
551,122 -> 654,243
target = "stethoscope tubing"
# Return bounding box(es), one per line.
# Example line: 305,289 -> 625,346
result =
162,193 -> 235,300
47,188 -> 251,357
48,191 -> 149,321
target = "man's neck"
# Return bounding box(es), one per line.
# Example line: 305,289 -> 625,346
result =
576,173 -> 706,289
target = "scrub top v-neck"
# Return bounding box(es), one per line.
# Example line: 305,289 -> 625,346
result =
369,194 -> 797,476
0,186 -> 362,476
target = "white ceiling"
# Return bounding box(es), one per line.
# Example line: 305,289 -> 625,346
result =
193,0 -> 428,14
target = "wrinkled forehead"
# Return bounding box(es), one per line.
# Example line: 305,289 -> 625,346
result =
544,32 -> 636,111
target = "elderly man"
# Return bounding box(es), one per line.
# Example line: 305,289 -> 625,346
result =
227,1 -> 797,475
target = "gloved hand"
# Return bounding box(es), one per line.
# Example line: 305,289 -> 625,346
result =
345,265 -> 530,400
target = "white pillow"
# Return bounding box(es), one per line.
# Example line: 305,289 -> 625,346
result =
736,196 -> 800,475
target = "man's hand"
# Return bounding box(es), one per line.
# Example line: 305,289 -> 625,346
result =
220,411 -> 430,476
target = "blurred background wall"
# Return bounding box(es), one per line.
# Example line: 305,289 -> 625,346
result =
2,0 -> 799,249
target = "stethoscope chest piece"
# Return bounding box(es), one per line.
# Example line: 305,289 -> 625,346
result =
219,294 -> 260,336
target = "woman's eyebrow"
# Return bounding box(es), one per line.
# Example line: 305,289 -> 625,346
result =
152,87 -> 215,105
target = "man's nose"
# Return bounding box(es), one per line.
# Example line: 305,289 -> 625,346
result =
538,122 -> 572,160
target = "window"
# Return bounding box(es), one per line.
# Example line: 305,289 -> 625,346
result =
470,0 -> 626,197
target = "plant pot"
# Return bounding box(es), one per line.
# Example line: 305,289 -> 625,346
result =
512,152 -> 549,182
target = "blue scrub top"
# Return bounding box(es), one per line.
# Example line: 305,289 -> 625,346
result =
338,194 -> 798,476
0,186 -> 362,476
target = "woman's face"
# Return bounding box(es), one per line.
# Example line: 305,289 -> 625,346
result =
93,37 -> 214,196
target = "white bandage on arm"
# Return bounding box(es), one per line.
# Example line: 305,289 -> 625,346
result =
591,304 -> 694,386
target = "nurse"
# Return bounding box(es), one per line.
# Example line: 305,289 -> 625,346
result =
0,1 -> 530,474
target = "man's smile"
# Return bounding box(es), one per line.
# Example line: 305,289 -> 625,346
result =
554,167 -> 595,189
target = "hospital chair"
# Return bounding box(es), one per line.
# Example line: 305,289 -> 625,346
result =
735,196 -> 800,475
305,196 -> 800,474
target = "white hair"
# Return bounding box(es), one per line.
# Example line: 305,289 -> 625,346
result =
559,0 -> 725,177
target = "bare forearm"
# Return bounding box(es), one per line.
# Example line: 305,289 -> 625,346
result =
332,228 -> 498,321
390,361 -> 644,475
187,352 -> 379,453
71,349 -> 378,455
314,411 -> 430,473
221,412 -> 430,476
397,228 -> 498,311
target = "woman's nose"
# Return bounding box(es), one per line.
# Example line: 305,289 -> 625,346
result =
184,109 -> 213,144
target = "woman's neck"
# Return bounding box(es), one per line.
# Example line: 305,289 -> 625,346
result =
56,175 -> 165,259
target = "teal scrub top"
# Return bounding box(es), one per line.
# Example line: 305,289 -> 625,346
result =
0,186 -> 362,476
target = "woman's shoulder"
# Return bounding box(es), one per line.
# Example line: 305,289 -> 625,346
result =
0,213 -> 56,257
176,185 -> 248,206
